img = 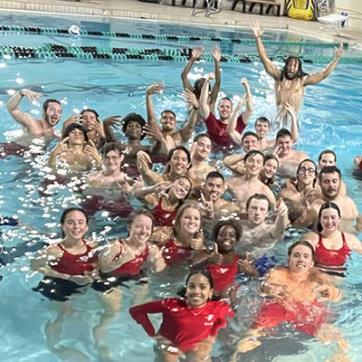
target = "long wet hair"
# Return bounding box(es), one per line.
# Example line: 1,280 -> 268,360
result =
280,57 -> 307,80
177,269 -> 214,298
317,201 -> 341,232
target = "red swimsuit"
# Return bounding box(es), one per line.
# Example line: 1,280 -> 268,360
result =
161,239 -> 192,265
130,298 -> 234,352
314,232 -> 351,276
151,199 -> 177,227
50,241 -> 96,276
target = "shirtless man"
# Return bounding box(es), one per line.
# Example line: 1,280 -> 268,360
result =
232,241 -> 347,362
198,171 -> 240,222
227,150 -> 276,211
82,142 -> 133,218
199,75 -> 253,150
145,82 -> 197,153
48,123 -> 101,174
237,194 -> 289,259
188,133 -> 217,193
311,166 -> 362,232
274,129 -> 308,178
4,89 -> 62,156
251,19 -> 343,127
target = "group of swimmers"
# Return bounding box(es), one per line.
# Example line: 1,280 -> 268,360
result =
1,19 -> 362,362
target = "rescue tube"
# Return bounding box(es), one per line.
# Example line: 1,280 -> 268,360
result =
287,0 -> 315,21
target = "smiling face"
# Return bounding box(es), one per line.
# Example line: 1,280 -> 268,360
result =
103,149 -> 123,173
169,177 -> 192,200
193,136 -> 212,161
185,273 -> 213,308
288,244 -> 314,272
216,225 -> 238,253
285,58 -> 299,79
276,135 -> 292,156
81,111 -> 98,131
160,111 -> 176,131
320,207 -> 340,233
204,176 -> 225,201
45,102 -> 62,126
255,120 -> 269,139
218,99 -> 233,121
245,153 -> 264,177
247,198 -> 269,225
320,172 -> 341,200
179,207 -> 201,235
297,161 -> 316,187
129,214 -> 153,245
242,135 -> 259,153
125,120 -> 143,140
263,158 -> 278,180
61,210 -> 88,241
318,152 -> 336,170
169,149 -> 189,176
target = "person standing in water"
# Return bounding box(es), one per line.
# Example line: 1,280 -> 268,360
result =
250,19 -> 343,128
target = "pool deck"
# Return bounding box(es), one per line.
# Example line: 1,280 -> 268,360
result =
1,0 -> 362,45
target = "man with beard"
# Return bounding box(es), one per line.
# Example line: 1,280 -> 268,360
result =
311,166 -> 362,232
3,88 -> 62,157
198,171 -> 239,222
251,19 -> 343,128
227,150 -> 276,211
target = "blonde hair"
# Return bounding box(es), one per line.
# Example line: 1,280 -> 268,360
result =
173,201 -> 201,238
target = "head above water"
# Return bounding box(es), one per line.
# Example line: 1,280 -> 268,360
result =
43,99 -> 62,126
60,207 -> 89,238
281,56 -> 307,81
317,201 -> 341,232
122,113 -> 146,139
62,123 -> 88,142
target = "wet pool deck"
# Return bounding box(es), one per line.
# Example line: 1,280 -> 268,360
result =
1,0 -> 361,45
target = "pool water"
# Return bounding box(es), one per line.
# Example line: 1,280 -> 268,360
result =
0,12 -> 362,362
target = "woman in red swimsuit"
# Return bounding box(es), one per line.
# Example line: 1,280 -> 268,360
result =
130,270 -> 234,362
191,220 -> 258,299
31,207 -> 97,360
93,209 -> 166,358
304,202 -> 362,276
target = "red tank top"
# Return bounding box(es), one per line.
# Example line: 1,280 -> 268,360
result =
207,255 -> 239,292
110,240 -> 149,277
50,241 -> 96,276
315,232 -> 351,275
151,199 -> 177,227
162,239 -> 192,265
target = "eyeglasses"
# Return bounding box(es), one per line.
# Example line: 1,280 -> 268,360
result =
298,167 -> 316,175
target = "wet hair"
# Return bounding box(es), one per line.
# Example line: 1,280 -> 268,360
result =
246,193 -> 271,211
264,154 -> 279,167
121,113 -> 146,139
260,154 -> 279,185
62,123 -> 88,142
193,78 -> 209,99
167,146 -> 191,164
280,57 -> 307,81
80,109 -> 100,123
296,158 -> 318,187
173,201 -> 201,238
177,269 -> 214,298
127,208 -> 155,235
276,128 -> 292,140
101,142 -> 125,158
212,219 -> 242,244
161,109 -> 176,119
318,149 -> 337,163
60,207 -> 89,238
206,171 -> 225,183
319,165 -> 341,182
241,131 -> 259,143
244,149 -> 265,162
193,133 -> 211,143
288,240 -> 315,261
43,99 -> 61,113
255,116 -> 270,127
169,175 -> 193,201
317,201 -> 341,232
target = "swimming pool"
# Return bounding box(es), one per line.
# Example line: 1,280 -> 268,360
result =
0,11 -> 362,362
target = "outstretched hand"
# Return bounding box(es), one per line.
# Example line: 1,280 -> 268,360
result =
20,89 -> 41,102
334,43 -> 344,59
250,19 -> 264,38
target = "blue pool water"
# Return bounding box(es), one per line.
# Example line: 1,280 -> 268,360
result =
0,12 -> 362,362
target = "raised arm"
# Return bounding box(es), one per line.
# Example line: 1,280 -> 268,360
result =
223,154 -> 245,174
146,83 -> 164,130
226,98 -> 244,145
270,199 -> 289,240
250,20 -> 280,80
136,150 -> 164,185
7,89 -> 42,132
240,78 -> 253,125
209,46 -> 222,109
103,116 -> 122,142
303,44 -> 343,86
181,46 -> 204,92
177,107 -> 198,143
199,75 -> 211,120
